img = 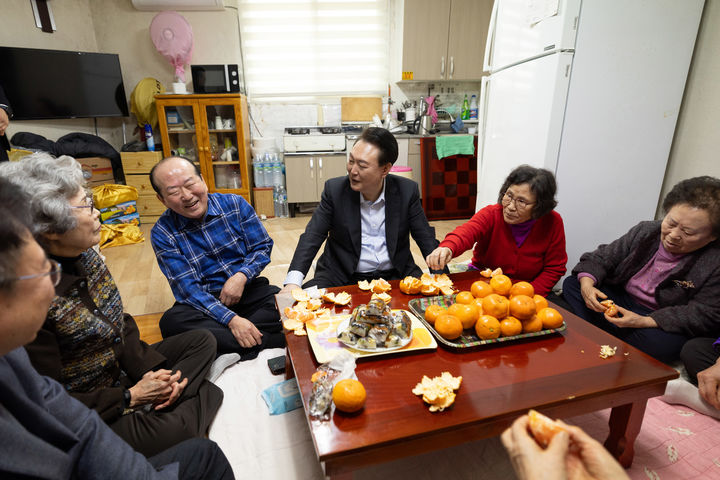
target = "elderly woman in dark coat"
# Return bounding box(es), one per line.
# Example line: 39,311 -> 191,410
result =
563,176 -> 720,364
0,153 -> 223,457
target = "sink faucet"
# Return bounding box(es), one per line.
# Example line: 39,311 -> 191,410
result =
435,109 -> 454,122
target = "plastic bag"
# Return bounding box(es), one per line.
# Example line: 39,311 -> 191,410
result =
99,224 -> 144,249
308,350 -> 357,420
92,184 -> 139,210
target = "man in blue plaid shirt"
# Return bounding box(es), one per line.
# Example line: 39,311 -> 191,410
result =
150,157 -> 283,358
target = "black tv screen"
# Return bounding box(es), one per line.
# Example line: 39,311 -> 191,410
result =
0,46 -> 129,120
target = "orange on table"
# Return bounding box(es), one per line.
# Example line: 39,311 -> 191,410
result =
434,314 -> 464,340
521,314 -> 543,333
508,294 -> 537,320
455,291 -> 475,304
447,302 -> 479,329
332,379 -> 367,413
489,274 -> 512,296
533,294 -> 549,311
471,280 -> 493,299
399,276 -> 421,294
424,304 -> 446,325
527,409 -> 566,448
537,307 -> 564,329
296,310 -> 315,323
283,307 -> 298,319
475,314 -> 501,340
420,282 -> 440,296
481,293 -> 509,319
500,316 -> 523,337
509,281 -> 534,298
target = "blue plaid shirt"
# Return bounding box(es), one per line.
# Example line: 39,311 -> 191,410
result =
151,193 -> 273,325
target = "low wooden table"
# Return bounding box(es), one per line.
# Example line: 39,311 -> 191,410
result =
277,272 -> 678,479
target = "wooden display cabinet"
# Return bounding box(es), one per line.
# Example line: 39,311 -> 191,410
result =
155,93 -> 252,204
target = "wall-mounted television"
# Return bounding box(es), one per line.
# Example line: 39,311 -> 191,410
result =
0,46 -> 129,120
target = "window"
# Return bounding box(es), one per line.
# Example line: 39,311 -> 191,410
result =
238,0 -> 389,97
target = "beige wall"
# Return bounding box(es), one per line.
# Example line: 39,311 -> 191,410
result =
658,0 -> 720,214
1,0 -> 240,150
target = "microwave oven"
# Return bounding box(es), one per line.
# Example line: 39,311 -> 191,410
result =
191,64 -> 240,94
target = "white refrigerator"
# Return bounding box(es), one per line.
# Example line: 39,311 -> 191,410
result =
476,0 -> 704,281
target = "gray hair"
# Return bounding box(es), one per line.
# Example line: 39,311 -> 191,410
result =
0,152 -> 86,238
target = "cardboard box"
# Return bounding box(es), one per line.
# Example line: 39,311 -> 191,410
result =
102,211 -> 140,226
79,157 -> 115,187
99,200 -> 138,223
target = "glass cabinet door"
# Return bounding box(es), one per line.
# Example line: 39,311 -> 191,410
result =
204,103 -> 242,191
161,104 -> 201,168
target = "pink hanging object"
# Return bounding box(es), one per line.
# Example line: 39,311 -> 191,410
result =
150,11 -> 194,83
425,96 -> 438,124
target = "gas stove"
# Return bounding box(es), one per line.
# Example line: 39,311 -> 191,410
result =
283,126 -> 346,153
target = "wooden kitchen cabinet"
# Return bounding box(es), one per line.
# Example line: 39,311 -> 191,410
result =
399,0 -> 493,81
155,93 -> 252,204
286,154 -> 347,207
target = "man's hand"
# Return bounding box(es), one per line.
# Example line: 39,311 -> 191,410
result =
128,369 -> 185,408
426,247 -> 453,271
605,306 -> 657,328
579,276 -> 608,312
220,271 -> 248,306
229,315 -> 263,348
697,358 -> 720,410
0,108 -> 8,136
280,283 -> 301,295
501,415 -> 570,480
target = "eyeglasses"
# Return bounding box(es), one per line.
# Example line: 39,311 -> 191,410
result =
69,194 -> 95,213
16,259 -> 62,286
502,191 -> 536,210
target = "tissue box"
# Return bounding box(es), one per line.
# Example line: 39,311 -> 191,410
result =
99,201 -> 138,223
102,211 -> 140,226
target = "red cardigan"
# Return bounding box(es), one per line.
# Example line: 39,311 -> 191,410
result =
439,204 -> 567,296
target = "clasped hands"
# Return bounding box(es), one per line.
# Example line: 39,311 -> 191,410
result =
578,277 -> 656,328
128,369 -> 188,410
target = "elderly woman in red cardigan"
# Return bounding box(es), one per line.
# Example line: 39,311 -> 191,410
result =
426,165 -> 567,297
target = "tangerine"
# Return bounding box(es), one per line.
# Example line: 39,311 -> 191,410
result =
420,282 -> 440,296
424,304 -> 446,325
481,293 -> 509,319
499,316 -> 523,337
533,294 -> 549,311
455,291 -> 475,304
447,302 -> 479,329
475,315 -> 501,340
372,278 -> 392,293
537,307 -> 564,329
521,314 -> 543,333
508,294 -> 537,320
399,276 -> 421,294
489,274 -> 512,296
471,280 -> 493,299
434,314 -> 464,340
332,379 -> 367,413
473,297 -> 484,314
509,281 -> 535,298
528,409 -> 566,448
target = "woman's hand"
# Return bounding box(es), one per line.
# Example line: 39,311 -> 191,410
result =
128,369 -> 184,408
579,276 -> 607,312
697,359 -> 720,410
561,421 -> 630,480
605,306 -> 657,328
501,415 -> 570,480
426,247 -> 453,271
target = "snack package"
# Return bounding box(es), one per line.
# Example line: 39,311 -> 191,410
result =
308,350 -> 357,420
99,200 -> 138,223
261,378 -> 303,415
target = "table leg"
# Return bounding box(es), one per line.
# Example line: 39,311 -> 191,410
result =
604,399 -> 648,468
285,348 -> 295,380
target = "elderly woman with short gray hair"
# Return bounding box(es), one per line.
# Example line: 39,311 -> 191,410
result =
0,153 -> 223,457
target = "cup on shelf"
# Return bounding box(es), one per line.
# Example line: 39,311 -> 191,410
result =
223,119 -> 234,129
214,115 -> 223,130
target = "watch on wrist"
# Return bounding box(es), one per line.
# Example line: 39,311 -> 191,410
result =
122,388 -> 132,408
0,104 -> 12,119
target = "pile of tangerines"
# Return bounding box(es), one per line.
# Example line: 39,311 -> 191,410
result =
424,274 -> 564,341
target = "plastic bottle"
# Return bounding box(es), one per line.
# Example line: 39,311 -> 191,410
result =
278,185 -> 289,218
144,124 -> 155,151
263,153 -> 273,187
461,94 -> 470,120
273,185 -> 281,217
272,154 -> 283,186
253,156 -> 263,187
469,94 -> 478,119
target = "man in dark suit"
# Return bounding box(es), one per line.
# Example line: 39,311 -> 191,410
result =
283,127 -> 439,289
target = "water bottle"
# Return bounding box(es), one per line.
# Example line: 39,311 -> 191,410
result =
263,153 -> 273,187
272,154 -> 283,186
273,185 -> 282,217
278,185 -> 289,218
144,124 -> 155,151
469,94 -> 478,119
253,156 -> 263,187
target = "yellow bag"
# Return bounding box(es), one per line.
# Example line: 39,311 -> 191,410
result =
99,224 -> 145,249
92,184 -> 139,210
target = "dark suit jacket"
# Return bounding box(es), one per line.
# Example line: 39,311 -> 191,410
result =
289,174 -> 439,287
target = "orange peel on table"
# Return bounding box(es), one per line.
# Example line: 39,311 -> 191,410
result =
371,292 -> 392,303
414,273 -> 455,296
322,292 -> 336,303
291,288 -> 310,302
412,372 -> 462,412
370,278 -> 392,293
479,267 -> 503,278
333,292 -> 352,306
357,280 -> 372,291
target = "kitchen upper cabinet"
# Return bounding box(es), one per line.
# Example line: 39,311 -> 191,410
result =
399,0 -> 493,81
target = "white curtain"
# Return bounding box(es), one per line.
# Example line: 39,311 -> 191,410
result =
238,0 -> 389,97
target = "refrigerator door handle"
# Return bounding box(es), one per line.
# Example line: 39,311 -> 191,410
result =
476,75 -> 490,212
440,56 -> 445,78
483,0 -> 499,73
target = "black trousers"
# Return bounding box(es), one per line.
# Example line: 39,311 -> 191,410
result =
680,337 -> 720,384
149,437 -> 235,480
110,329 -> 224,457
160,277 -> 283,358
562,275 -> 690,364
